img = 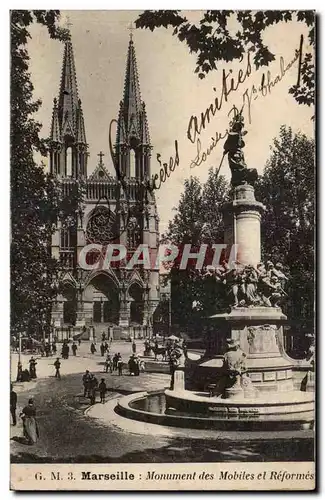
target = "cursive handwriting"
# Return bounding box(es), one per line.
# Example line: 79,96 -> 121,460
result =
242,40 -> 302,124
190,131 -> 227,169
187,52 -> 252,144
152,141 -> 180,190
190,35 -> 304,170
109,119 -> 179,194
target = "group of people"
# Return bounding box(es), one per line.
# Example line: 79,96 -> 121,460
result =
128,354 -> 145,376
82,370 -> 108,404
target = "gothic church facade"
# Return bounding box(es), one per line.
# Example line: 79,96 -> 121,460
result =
49,33 -> 161,340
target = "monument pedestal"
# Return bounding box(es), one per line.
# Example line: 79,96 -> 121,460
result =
210,307 -> 294,392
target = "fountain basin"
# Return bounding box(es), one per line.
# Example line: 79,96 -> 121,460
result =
116,390 -> 314,431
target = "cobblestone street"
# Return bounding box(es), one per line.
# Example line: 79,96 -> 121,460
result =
10,341 -> 313,464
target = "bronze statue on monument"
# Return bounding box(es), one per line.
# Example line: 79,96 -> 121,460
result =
223,113 -> 258,187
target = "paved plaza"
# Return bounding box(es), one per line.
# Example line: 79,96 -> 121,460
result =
10,341 -> 313,464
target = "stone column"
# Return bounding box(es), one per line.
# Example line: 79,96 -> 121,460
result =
223,185 -> 265,267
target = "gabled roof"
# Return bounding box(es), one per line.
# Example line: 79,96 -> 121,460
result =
88,163 -> 112,181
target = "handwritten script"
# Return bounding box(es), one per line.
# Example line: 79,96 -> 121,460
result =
189,35 -> 304,170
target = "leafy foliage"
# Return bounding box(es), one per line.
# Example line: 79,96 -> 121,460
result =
163,171 -> 229,327
11,10 -> 68,337
136,10 -> 315,106
256,126 -> 315,324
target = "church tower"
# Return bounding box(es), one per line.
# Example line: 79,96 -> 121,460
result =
115,35 -> 151,180
49,34 -> 88,179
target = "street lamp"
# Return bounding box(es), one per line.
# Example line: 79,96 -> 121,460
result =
16,332 -> 22,382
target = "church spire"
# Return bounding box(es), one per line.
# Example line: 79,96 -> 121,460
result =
116,35 -> 150,147
58,38 -> 80,139
49,34 -> 88,178
115,34 -> 151,180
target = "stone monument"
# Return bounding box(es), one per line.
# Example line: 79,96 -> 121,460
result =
165,113 -> 314,423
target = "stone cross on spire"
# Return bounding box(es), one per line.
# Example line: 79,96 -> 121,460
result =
97,151 -> 105,166
127,22 -> 135,40
65,15 -> 73,30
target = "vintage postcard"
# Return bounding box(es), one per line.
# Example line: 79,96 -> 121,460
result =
10,10 -> 315,491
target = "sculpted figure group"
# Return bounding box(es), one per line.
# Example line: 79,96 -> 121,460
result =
206,260 -> 288,308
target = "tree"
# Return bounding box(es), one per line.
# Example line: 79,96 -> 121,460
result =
163,172 -> 229,328
255,126 -> 315,326
11,11 -> 68,337
136,10 -> 315,106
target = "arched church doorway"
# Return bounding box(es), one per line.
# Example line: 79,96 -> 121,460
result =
128,283 -> 144,325
61,282 -> 77,326
86,274 -> 120,334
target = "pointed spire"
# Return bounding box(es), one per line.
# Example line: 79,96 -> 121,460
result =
58,39 -> 79,139
117,36 -> 147,144
141,102 -> 150,145
76,99 -> 87,143
50,98 -> 61,142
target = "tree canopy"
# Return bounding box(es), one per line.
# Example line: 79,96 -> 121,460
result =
136,10 -> 315,106
11,11 -> 68,337
163,171 -> 229,327
256,126 -> 315,325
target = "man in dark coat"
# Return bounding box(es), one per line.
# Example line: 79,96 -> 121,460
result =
117,355 -> 123,376
99,379 -> 107,403
54,358 -> 61,379
10,384 -> 17,426
89,374 -> 98,405
82,370 -> 90,397
29,357 -> 37,379
72,342 -> 77,356
112,353 -> 119,371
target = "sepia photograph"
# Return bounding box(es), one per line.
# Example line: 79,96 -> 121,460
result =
10,9 -> 315,490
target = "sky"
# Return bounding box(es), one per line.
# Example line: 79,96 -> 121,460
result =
28,10 -> 314,234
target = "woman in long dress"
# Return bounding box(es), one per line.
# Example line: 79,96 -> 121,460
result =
20,398 -> 39,445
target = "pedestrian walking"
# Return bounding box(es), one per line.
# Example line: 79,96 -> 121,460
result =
132,340 -> 137,354
90,342 -> 96,355
52,342 -> 57,355
78,338 -> 81,346
99,378 -> 107,403
104,341 -> 109,353
72,342 -> 77,356
61,341 -> 69,360
117,355 -> 123,376
10,384 -> 17,426
100,343 -> 105,357
29,357 -> 37,379
20,398 -> 39,445
89,374 -> 98,405
104,354 -> 111,373
112,353 -> 118,371
54,358 -> 61,379
82,370 -> 91,397
101,332 -> 106,342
